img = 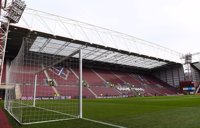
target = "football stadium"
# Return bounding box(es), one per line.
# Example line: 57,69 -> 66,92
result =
0,0 -> 200,128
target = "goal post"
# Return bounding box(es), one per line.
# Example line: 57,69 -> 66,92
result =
79,49 -> 82,119
33,74 -> 37,107
5,37 -> 83,124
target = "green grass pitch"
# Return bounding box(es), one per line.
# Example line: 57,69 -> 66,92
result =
1,95 -> 200,128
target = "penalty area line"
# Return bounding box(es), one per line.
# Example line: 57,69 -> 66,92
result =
82,117 -> 126,128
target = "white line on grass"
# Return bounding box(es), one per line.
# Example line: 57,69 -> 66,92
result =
82,117 -> 127,128
23,118 -> 77,125
9,101 -> 127,127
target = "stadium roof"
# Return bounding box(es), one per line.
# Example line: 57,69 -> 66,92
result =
29,36 -> 167,69
8,8 -> 184,69
192,62 -> 200,71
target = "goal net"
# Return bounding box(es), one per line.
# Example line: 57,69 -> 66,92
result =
4,37 -> 83,124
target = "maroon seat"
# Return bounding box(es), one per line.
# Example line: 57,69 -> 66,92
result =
90,86 -> 120,97
21,85 -> 54,97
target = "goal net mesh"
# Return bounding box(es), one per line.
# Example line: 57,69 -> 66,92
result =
5,37 -> 81,124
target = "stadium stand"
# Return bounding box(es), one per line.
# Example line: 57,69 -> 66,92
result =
56,86 -> 95,98
1,9 -> 188,100
94,69 -> 124,85
21,85 -> 55,97
47,67 -> 78,86
113,72 -> 144,88
89,86 -> 120,97
17,65 -> 177,98
82,68 -> 104,86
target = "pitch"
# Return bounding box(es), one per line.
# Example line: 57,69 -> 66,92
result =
1,95 -> 200,128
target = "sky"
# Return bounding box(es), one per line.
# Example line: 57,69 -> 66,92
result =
22,0 -> 200,54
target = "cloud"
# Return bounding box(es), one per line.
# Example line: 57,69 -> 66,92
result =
24,0 -> 200,54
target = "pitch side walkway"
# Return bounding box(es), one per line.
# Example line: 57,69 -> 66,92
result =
0,108 -> 12,128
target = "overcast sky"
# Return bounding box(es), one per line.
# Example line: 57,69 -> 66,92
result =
23,0 -> 200,54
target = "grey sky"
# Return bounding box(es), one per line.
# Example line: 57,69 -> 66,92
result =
24,0 -> 200,54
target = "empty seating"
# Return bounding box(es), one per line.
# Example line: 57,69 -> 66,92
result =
114,72 -> 143,88
7,64 -> 177,98
90,86 -> 120,97
56,86 -> 95,98
21,85 -> 54,97
83,68 -> 104,86
47,68 -> 78,86
94,70 -> 123,85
